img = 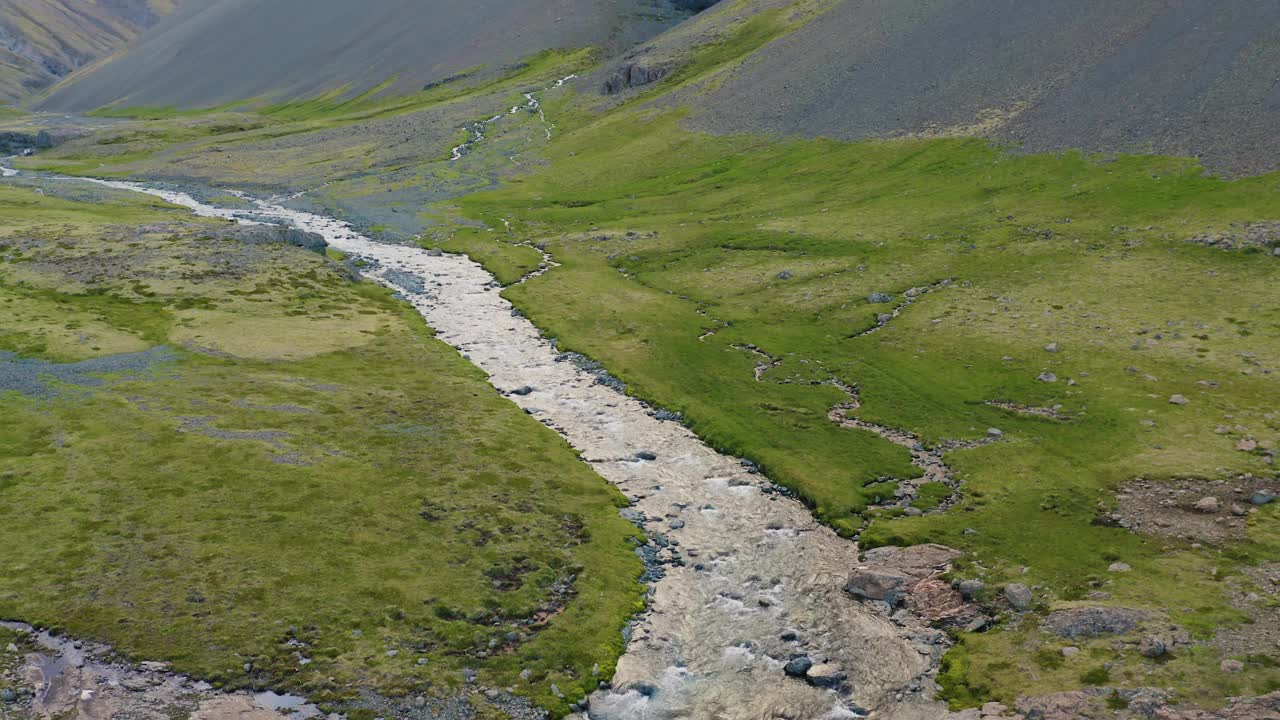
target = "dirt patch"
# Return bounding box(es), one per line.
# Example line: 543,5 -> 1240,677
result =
1215,562 -> 1280,658
1107,476 -> 1277,544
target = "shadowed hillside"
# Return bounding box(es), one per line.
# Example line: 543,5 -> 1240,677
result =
0,0 -> 177,103
37,0 -> 698,112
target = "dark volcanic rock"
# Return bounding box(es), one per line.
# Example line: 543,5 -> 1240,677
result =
603,63 -> 670,94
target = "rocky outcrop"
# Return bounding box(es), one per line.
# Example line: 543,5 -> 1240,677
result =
214,224 -> 327,254
0,131 -> 53,155
602,63 -> 669,94
1042,606 -> 1149,639
846,544 -> 984,626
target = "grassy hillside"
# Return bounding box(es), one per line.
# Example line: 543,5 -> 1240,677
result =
451,107 -> 1280,705
0,182 -> 644,717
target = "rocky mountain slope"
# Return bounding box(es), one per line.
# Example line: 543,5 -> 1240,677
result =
610,0 -> 1280,175
0,0 -> 176,103
36,0 -> 699,111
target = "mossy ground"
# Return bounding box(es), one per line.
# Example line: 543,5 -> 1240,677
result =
0,184 -> 643,715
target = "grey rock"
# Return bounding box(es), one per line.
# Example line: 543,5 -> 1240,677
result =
1139,635 -> 1167,658
511,386 -> 535,396
1169,394 -> 1190,405
635,450 -> 658,461
216,224 -> 327,254
1193,496 -> 1220,513
1043,606 -> 1148,639
1005,583 -> 1033,610
1060,646 -> 1080,658
1108,562 -> 1132,573
845,568 -> 908,606
0,688 -> 17,703
783,655 -> 813,678
804,662 -> 846,688
986,428 -> 1004,439
1037,372 -> 1058,383
1044,342 -> 1060,353
957,579 -> 985,600
867,292 -> 894,304
1221,659 -> 1244,673
427,248 -> 444,257
1251,490 -> 1276,506
669,519 -> 686,529
602,63 -> 669,94
776,270 -> 793,280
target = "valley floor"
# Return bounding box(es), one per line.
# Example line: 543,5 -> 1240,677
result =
1,22 -> 1278,720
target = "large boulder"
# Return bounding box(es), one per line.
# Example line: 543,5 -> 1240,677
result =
1043,606 -> 1149,639
844,568 -> 909,606
216,224 -> 327,254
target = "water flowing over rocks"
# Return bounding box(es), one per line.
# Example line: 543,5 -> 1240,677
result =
0,621 -> 314,720
87,180 -> 958,719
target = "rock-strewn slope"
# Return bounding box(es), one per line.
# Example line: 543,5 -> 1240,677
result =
670,0 -> 1280,175
37,0 -> 696,111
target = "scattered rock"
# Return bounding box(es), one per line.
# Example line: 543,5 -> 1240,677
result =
986,428 -> 1004,439
1061,646 -> 1080,658
0,688 -> 17,703
804,663 -> 846,689
981,701 -> 1010,717
427,247 -> 444,257
867,292 -> 894,304
1108,562 -> 1132,573
511,385 -> 534,396
783,655 -> 814,678
1169,394 -> 1190,405
1139,635 -> 1168,658
1043,606 -> 1149,638
1037,372 -> 1058,383
1044,343 -> 1060,353
1252,490 -> 1276,506
1221,659 -> 1245,673
1194,496 -> 1221,513
957,579 -> 985,600
1005,583 -> 1033,610
776,270 -> 793,280
845,568 -> 909,606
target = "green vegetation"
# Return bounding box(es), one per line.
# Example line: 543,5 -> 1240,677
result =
4,10 -> 1277,711
0,184 -> 643,715
445,105 -> 1280,704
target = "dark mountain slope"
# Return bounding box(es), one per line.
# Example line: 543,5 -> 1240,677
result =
663,0 -> 1280,175
38,0 -> 694,111
0,0 -> 177,103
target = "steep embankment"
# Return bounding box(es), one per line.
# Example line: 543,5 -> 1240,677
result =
607,0 -> 1280,175
0,0 -> 177,103
37,0 -> 696,112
